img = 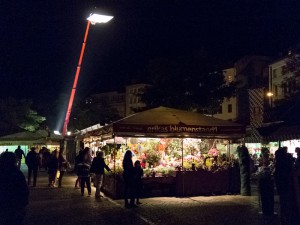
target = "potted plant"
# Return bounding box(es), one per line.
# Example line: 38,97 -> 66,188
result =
146,150 -> 160,167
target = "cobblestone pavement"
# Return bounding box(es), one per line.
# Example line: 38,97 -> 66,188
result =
22,170 -> 280,225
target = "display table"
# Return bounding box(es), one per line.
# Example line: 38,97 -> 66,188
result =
101,168 -> 240,199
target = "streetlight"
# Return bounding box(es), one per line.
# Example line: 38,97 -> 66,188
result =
266,91 -> 273,108
62,13 -> 113,137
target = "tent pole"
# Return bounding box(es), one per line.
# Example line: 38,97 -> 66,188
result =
182,138 -> 185,197
113,136 -> 116,198
181,138 -> 184,169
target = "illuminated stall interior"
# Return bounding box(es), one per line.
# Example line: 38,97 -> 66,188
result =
83,107 -> 244,176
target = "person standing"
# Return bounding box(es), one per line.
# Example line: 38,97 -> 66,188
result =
274,146 -> 294,225
90,151 -> 111,198
25,147 -> 39,187
77,147 -> 92,196
47,150 -> 59,187
122,150 -> 136,208
58,147 -> 68,188
133,160 -> 144,205
15,145 -> 25,170
0,152 -> 29,225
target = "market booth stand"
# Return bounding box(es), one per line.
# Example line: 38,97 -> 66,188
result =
83,107 -> 245,199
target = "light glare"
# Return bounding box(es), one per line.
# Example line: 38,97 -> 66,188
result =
87,14 -> 113,24
54,130 -> 61,135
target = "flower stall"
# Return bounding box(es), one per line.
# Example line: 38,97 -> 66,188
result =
82,106 -> 245,198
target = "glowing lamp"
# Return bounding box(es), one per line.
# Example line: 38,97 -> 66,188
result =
266,92 -> 273,97
87,14 -> 113,24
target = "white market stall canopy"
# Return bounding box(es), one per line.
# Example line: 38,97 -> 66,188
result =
86,106 -> 245,140
0,130 -> 63,146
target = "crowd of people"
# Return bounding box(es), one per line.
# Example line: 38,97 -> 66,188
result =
1,144 -> 299,224
73,148 -> 143,208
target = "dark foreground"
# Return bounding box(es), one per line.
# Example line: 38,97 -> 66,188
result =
23,170 -> 280,225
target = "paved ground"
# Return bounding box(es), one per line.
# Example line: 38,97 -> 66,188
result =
21,167 -> 280,225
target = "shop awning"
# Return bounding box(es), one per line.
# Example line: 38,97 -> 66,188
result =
0,130 -> 63,146
84,106 -> 245,140
245,121 -> 300,143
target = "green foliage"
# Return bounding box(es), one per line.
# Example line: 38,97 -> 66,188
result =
146,150 -> 160,166
0,98 -> 45,134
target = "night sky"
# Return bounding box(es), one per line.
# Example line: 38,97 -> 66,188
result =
1,0 -> 300,106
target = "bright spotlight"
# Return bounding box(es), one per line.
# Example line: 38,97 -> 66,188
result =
67,131 -> 72,136
54,130 -> 61,135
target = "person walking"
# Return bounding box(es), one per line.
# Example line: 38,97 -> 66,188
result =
47,150 -> 59,187
77,147 -> 92,196
58,147 -> 68,188
90,151 -> 111,198
0,152 -> 29,225
122,150 -> 136,208
25,147 -> 39,187
14,145 -> 25,170
74,149 -> 83,189
133,160 -> 144,205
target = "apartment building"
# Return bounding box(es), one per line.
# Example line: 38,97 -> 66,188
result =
213,67 -> 238,121
125,83 -> 149,116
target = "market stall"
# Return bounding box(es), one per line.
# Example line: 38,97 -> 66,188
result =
83,106 -> 245,198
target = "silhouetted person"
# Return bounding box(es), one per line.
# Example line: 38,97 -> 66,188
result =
74,149 -> 83,189
77,147 -> 92,196
0,152 -> 29,225
237,145 -> 251,196
15,145 -> 25,170
133,160 -> 143,204
123,150 -> 136,208
25,147 -> 39,187
47,150 -> 59,187
90,151 -> 111,198
274,146 -> 294,225
58,147 -> 68,188
43,148 -> 51,171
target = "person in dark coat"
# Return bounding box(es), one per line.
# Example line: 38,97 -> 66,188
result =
47,150 -> 59,187
133,160 -> 144,204
0,152 -> 29,225
90,151 -> 111,198
77,147 -> 92,196
14,145 -> 25,170
274,146 -> 294,225
122,150 -> 136,208
58,147 -> 68,188
25,147 -> 39,187
74,149 -> 83,189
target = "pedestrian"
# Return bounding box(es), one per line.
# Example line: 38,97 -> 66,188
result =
133,160 -> 143,205
43,148 -> 51,171
77,147 -> 92,196
25,147 -> 39,187
274,146 -> 294,225
90,151 -> 111,198
74,149 -> 83,189
58,147 -> 68,188
122,150 -> 137,208
0,152 -> 29,225
14,145 -> 26,170
47,149 -> 59,187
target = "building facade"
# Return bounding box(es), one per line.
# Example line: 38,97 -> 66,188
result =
213,67 -> 238,121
